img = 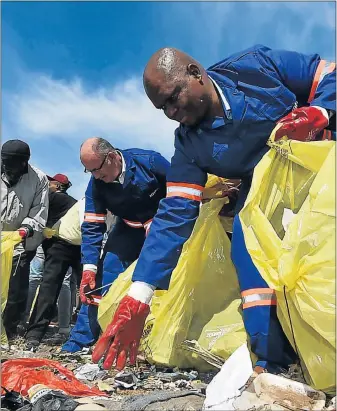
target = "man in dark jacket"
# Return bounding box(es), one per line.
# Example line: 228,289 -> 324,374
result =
24,173 -> 82,349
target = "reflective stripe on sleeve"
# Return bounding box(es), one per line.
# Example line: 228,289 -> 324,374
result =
123,219 -> 143,228
308,60 -> 336,103
123,218 -> 153,236
84,213 -> 107,223
143,219 -> 153,236
166,182 -> 204,202
241,288 -> 277,309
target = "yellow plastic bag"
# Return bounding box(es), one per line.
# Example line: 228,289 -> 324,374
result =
203,175 -> 230,201
239,130 -> 335,394
98,198 -> 245,370
44,200 -> 116,245
50,201 -> 82,245
203,174 -> 235,233
195,299 -> 246,365
1,231 -> 22,344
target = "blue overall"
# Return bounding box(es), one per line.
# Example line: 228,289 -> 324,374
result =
62,220 -> 145,352
132,45 -> 336,371
62,149 -> 169,352
231,216 -> 297,371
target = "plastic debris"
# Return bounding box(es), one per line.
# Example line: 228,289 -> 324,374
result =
114,371 -> 139,389
96,380 -> 116,393
203,343 -> 253,411
0,387 -> 30,410
156,372 -> 191,383
1,358 -> 107,397
167,380 -> 193,390
326,396 -> 336,410
155,369 -> 198,383
74,364 -> 107,382
18,389 -> 79,411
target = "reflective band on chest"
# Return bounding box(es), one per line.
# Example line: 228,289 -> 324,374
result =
308,60 -> 336,103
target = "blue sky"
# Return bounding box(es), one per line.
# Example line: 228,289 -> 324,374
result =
2,1 -> 335,199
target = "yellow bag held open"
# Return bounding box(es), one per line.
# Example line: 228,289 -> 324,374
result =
239,127 -> 335,394
98,197 -> 246,371
1,231 -> 22,344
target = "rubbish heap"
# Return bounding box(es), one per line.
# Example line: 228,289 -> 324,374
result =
1,338 -> 336,411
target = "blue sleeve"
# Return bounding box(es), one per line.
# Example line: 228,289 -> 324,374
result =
81,177 -> 107,266
255,46 -> 336,111
132,133 -> 207,289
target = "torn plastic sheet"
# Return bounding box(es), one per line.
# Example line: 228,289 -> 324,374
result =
1,358 -> 107,397
203,343 -> 253,410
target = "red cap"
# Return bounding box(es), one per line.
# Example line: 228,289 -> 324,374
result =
47,173 -> 71,185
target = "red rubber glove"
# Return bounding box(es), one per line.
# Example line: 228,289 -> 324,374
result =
275,106 -> 329,142
80,270 -> 96,304
92,295 -> 150,370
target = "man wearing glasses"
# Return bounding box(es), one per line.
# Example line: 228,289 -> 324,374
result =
61,137 -> 169,353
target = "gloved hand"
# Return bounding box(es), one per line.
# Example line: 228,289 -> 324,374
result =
79,270 -> 96,304
275,106 -> 329,142
92,295 -> 151,370
18,226 -> 33,240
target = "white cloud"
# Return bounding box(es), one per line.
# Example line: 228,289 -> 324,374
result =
165,2 -> 335,62
3,70 -> 178,199
4,72 -> 177,159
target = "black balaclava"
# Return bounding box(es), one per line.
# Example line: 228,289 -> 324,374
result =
1,140 -> 30,186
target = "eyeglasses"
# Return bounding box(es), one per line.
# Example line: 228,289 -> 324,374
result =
84,153 -> 110,174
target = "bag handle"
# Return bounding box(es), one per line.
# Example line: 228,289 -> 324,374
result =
267,124 -> 333,174
267,124 -> 290,156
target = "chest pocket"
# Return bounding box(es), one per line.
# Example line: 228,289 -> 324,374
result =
132,181 -> 159,202
233,69 -> 295,121
212,143 -> 229,162
215,54 -> 296,122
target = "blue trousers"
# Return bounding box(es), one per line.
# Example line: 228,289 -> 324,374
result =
231,215 -> 297,372
62,219 -> 145,353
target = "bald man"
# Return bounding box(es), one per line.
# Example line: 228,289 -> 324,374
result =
61,137 -> 169,353
92,45 -> 335,374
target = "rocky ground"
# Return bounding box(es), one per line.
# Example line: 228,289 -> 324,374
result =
1,337 -> 335,411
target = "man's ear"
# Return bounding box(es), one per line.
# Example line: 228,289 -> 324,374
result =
107,151 -> 114,164
187,63 -> 202,81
